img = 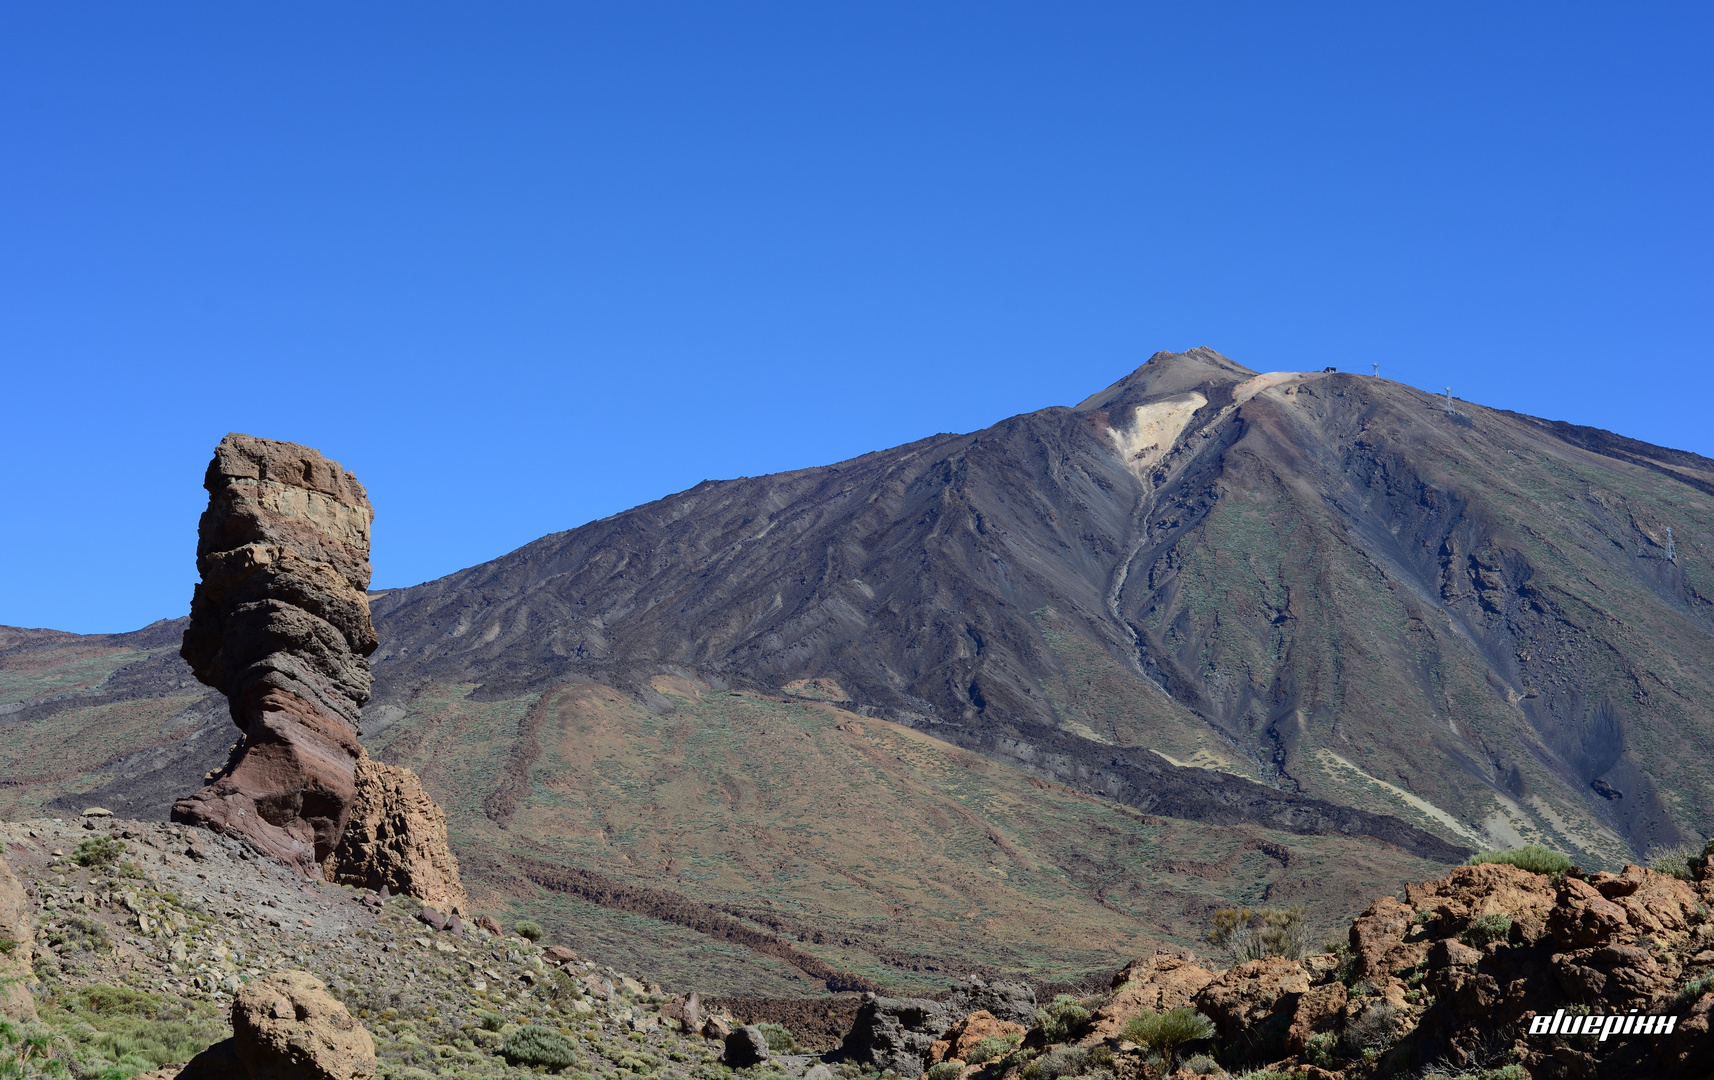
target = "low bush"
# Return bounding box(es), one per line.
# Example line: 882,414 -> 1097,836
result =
71,837 -> 126,869
926,1062 -> 963,1080
1304,1029 -> 1339,1067
43,916 -> 110,955
500,1025 -> 579,1070
513,920 -> 544,942
1651,848 -> 1693,881
1340,1001 -> 1399,1056
1460,914 -> 1513,949
1022,1044 -> 1088,1080
1034,995 -> 1092,1043
1207,906 -> 1311,962
1465,845 -> 1572,876
1181,1053 -> 1220,1076
0,1019 -> 66,1078
755,1022 -> 795,1053
39,984 -> 226,1074
965,1035 -> 1018,1065
1684,973 -> 1714,1001
1119,1008 -> 1215,1073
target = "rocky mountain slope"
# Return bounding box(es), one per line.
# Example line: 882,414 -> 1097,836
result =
5,348 -> 1712,995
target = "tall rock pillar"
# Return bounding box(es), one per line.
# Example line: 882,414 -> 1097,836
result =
173,433 -> 378,873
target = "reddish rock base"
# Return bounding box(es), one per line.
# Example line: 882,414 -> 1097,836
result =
172,686 -> 361,876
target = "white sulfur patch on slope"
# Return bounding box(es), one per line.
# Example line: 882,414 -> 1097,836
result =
1105,393 -> 1206,479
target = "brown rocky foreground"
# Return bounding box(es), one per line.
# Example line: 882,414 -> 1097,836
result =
867,846 -> 1714,1079
7,805 -> 1714,1079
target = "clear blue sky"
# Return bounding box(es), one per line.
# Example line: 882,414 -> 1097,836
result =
4,4 -> 1710,634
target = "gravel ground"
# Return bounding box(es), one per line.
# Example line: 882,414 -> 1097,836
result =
2,814 -> 853,1080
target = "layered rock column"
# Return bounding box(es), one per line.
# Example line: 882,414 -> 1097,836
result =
173,434 -> 379,873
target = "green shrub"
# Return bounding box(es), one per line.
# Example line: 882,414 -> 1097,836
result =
1034,995 -> 1092,1043
1465,845 -> 1572,876
71,837 -> 126,868
1022,1044 -> 1087,1080
1207,906 -> 1311,962
0,1019 -> 67,1078
1651,848 -> 1693,881
501,1025 -> 579,1070
1304,1030 -> 1338,1067
755,1022 -> 796,1053
513,920 -> 544,942
44,915 -> 110,955
1684,974 -> 1714,1000
1118,1008 -> 1215,1073
1460,914 -> 1513,949
964,1035 -> 1018,1065
1181,1053 -> 1220,1076
926,1062 -> 963,1080
476,1010 -> 507,1032
39,985 -> 226,1073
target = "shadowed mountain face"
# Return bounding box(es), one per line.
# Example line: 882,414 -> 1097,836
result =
363,348 -> 1714,864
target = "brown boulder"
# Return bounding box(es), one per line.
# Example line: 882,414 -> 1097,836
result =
1549,877 -> 1633,948
924,1010 -> 1026,1066
1086,952 -> 1216,1043
174,434 -> 378,874
1193,957 -> 1310,1062
1589,865 -> 1700,939
1426,938 -> 1482,968
323,756 -> 467,914
1284,981 -> 1346,1055
543,945 -> 579,965
1405,862 -> 1558,943
0,854 -> 36,1021
1349,894 -> 1427,982
232,969 -> 376,1080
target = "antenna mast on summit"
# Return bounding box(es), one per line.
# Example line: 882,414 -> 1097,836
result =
1445,387 -> 1455,415
1372,363 -> 1379,378
1666,527 -> 1676,562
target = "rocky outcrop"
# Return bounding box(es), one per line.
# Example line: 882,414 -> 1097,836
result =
1084,951 -> 1215,1043
232,969 -> 377,1080
722,1026 -> 770,1068
839,979 -> 1036,1076
323,757 -> 467,914
1023,852 -> 1714,1077
171,434 -> 467,912
0,855 -> 36,1021
173,434 -> 377,873
1192,956 -> 1314,1064
925,1010 -> 1027,1067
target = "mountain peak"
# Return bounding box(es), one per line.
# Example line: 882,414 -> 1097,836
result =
1074,346 -> 1259,413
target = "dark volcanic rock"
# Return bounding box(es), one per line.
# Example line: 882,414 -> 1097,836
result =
838,979 -> 1035,1075
722,1026 -> 770,1068
839,993 -> 953,1076
172,434 -> 378,873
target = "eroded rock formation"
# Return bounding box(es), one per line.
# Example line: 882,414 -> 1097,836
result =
172,434 -> 466,910
0,855 -> 37,1021
323,756 -> 467,914
174,434 -> 378,872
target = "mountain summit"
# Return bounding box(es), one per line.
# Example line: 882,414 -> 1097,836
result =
361,347 -> 1713,865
